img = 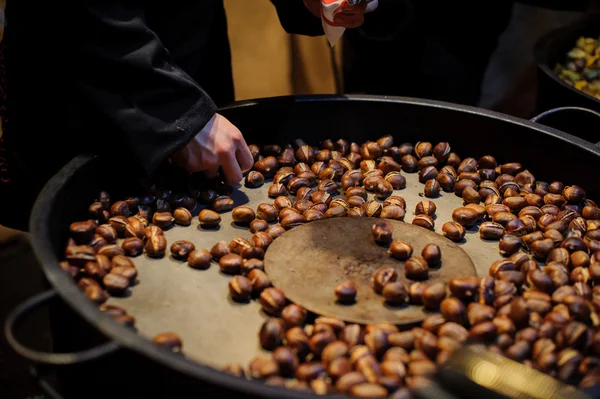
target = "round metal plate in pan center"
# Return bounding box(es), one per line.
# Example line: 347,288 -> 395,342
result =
264,217 -> 477,325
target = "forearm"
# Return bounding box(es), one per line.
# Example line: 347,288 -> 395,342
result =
70,1 -> 216,177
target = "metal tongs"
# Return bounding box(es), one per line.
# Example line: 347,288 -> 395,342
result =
413,345 -> 596,399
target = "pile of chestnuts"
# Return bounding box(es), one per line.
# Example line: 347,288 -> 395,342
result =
366,221 -> 444,306
60,135 -> 600,397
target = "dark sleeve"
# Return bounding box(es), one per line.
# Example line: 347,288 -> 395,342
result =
70,1 -> 217,177
270,0 -> 325,36
515,0 -> 592,10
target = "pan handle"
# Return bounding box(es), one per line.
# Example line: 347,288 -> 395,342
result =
4,289 -> 120,365
531,106 -> 600,146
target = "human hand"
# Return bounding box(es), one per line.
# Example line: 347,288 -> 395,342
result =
171,113 -> 254,185
303,0 -> 378,28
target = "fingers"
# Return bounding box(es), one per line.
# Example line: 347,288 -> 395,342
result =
214,143 -> 251,184
335,1 -> 368,28
219,151 -> 243,185
172,112 -> 252,185
304,0 -> 375,28
171,144 -> 201,174
236,142 -> 255,173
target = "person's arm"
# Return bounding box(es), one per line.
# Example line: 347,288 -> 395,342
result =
69,1 -> 252,182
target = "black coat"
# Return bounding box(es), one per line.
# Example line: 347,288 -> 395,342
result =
1,0 -> 321,229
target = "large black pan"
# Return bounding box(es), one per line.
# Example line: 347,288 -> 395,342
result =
535,12 -> 600,116
5,95 -> 600,399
